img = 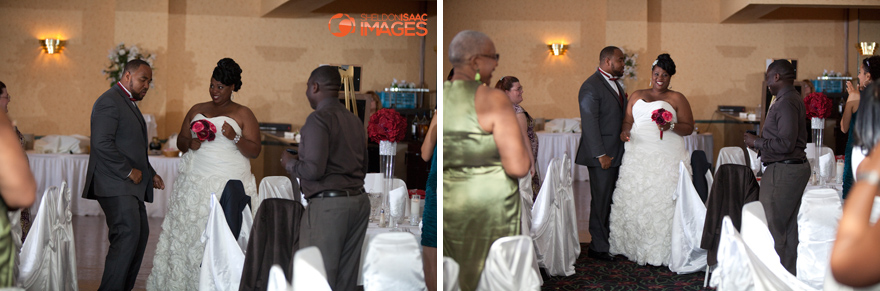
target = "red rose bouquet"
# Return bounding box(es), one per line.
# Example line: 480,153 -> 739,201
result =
191,119 -> 217,141
368,109 -> 406,143
651,108 -> 674,140
804,92 -> 832,119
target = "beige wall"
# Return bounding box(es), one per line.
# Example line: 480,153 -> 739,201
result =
0,0 -> 437,137
444,0 -> 850,123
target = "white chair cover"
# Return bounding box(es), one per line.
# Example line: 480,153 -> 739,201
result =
363,232 -> 425,291
266,265 -> 292,291
670,161 -> 708,274
709,217 -> 753,290
198,193 -> 245,291
292,246 -> 331,291
796,188 -> 842,289
530,154 -> 579,276
821,197 -> 880,291
747,148 -> 761,174
18,181 -> 77,291
716,147 -> 747,172
443,257 -> 461,291
805,145 -> 835,179
476,235 -> 541,291
237,205 -> 253,254
518,171 -> 542,286
256,176 -> 295,215
363,173 -> 384,193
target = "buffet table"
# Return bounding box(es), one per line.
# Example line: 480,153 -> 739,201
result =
27,152 -> 180,217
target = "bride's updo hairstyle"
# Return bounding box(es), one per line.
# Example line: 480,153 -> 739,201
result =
212,58 -> 243,92
652,53 -> 676,76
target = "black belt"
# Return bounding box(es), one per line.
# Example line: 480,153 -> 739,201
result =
763,158 -> 808,167
308,188 -> 365,201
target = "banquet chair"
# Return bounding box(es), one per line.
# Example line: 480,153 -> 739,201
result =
804,144 -> 836,180
255,176 -> 296,214
19,181 -> 77,291
219,179 -> 253,252
476,235 -> 541,291
362,232 -> 426,291
199,193 -> 245,291
239,198 -> 304,291
796,188 -> 842,289
739,201 -> 816,290
670,161 -> 708,274
266,265 -> 292,291
444,257 -> 461,291
715,146 -> 748,172
518,170 -> 542,286
747,148 -> 762,175
690,150 -> 713,203
530,153 -> 579,277
701,164 -> 759,267
292,246 -> 332,291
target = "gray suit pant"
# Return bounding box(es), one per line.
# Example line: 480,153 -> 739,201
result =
300,194 -> 370,291
759,162 -> 810,275
587,166 -> 619,253
97,195 -> 148,291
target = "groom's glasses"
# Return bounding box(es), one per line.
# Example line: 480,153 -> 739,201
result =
477,53 -> 500,61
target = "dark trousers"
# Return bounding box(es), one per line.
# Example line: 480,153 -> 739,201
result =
299,194 -> 370,291
97,195 -> 148,291
759,162 -> 810,275
587,166 -> 619,253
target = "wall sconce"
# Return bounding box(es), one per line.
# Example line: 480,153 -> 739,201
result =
859,42 -> 876,56
548,43 -> 567,56
39,38 -> 65,54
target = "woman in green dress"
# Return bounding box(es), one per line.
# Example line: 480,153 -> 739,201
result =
0,107 -> 36,286
443,30 -> 531,290
842,56 -> 880,198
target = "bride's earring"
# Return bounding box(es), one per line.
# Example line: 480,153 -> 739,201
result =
231,93 -> 235,101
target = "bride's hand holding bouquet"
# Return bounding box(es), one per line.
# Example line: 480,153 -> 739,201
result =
189,119 -> 218,150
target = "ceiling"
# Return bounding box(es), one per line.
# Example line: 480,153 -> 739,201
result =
262,0 -> 436,18
721,0 -> 880,22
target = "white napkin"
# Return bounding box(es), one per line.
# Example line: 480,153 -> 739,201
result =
388,186 -> 407,218
33,135 -> 84,154
165,134 -> 179,151
544,118 -> 581,133
819,153 -> 834,178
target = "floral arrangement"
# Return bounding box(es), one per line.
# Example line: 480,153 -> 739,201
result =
191,120 -> 217,142
102,43 -> 155,87
368,108 -> 406,143
804,92 -> 832,119
651,108 -> 674,140
623,52 -> 638,80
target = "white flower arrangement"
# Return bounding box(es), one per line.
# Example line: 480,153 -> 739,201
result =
391,78 -> 416,89
102,42 -> 155,87
623,52 -> 638,80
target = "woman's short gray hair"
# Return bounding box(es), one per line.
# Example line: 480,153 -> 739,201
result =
448,30 -> 491,66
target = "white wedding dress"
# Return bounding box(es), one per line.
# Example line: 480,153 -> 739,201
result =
147,114 -> 258,290
608,99 -> 689,266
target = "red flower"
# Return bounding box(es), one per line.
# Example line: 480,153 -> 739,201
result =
191,119 -> 218,142
651,108 -> 674,140
368,108 -> 407,143
804,92 -> 832,118
192,120 -> 205,133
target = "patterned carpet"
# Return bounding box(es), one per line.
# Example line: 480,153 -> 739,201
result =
541,244 -> 710,290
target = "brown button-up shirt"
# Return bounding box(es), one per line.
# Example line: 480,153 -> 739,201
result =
755,86 -> 807,163
286,97 -> 367,197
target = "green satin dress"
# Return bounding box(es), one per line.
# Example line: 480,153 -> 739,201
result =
0,196 -> 13,286
443,80 -> 520,291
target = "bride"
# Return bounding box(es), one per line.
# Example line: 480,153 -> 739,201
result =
608,54 -> 694,266
147,58 -> 261,290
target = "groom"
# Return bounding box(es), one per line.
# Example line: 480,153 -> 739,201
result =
83,59 -> 164,291
575,46 -> 627,261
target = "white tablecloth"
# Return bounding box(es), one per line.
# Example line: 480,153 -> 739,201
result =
358,222 -> 422,285
537,132 -> 714,182
27,152 -> 180,218
536,132 -> 590,181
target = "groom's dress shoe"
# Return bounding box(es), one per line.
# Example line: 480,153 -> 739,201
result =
587,249 -> 615,261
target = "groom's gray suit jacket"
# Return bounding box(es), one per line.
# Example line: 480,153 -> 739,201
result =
575,70 -> 626,167
82,84 -> 155,202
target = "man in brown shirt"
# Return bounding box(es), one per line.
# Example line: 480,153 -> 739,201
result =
282,65 -> 369,290
744,59 -> 810,275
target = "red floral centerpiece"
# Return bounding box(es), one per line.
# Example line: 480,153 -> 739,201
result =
368,108 -> 407,144
651,108 -> 674,140
804,92 -> 832,119
191,119 -> 217,141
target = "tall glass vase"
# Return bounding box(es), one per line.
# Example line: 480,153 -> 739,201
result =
379,140 -> 398,229
811,117 -> 825,186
